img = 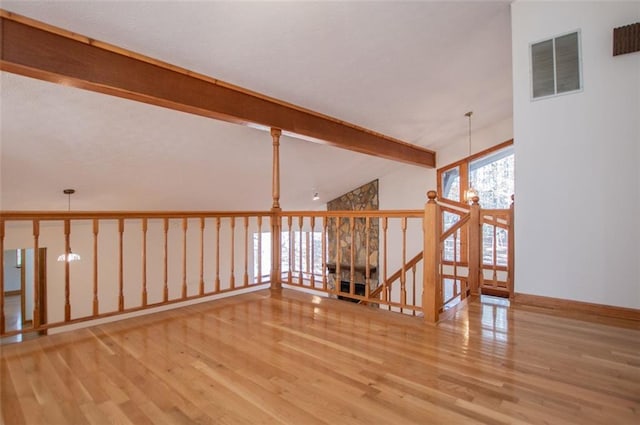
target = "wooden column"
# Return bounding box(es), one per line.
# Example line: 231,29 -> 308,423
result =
270,128 -> 282,290
468,196 -> 481,296
271,128 -> 281,210
422,191 -> 441,323
508,194 -> 515,300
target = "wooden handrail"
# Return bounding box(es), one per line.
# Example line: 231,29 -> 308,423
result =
440,214 -> 470,242
0,211 -> 273,220
368,251 -> 424,299
438,200 -> 471,214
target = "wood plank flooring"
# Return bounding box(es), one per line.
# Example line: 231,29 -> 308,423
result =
1,289 -> 639,424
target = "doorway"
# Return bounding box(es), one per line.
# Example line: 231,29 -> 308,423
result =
2,248 -> 47,343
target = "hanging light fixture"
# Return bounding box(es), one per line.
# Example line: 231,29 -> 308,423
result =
57,189 -> 81,262
463,111 -> 478,204
312,191 -> 320,201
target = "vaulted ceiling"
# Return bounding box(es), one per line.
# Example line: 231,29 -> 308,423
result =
0,1 -> 513,211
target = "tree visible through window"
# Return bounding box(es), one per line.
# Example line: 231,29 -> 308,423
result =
438,141 -> 514,209
254,231 -> 323,280
437,140 -> 514,264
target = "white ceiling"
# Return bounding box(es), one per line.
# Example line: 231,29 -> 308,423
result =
0,0 -> 513,211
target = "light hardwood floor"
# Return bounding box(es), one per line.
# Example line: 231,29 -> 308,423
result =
1,289 -> 639,424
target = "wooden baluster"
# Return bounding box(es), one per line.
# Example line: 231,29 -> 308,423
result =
412,264 -> 417,316
453,230 -> 459,300
365,216 -> 370,299
401,217 -> 407,311
508,194 -> 515,300
423,191 -> 441,323
0,219 -> 4,334
216,217 -> 221,290
244,217 -> 249,287
382,217 -> 388,305
118,218 -> 124,311
305,230 -> 310,282
256,216 -> 261,285
93,219 -> 99,315
182,218 -> 188,299
63,219 -> 71,321
468,196 -> 481,296
335,217 -> 341,295
322,216 -> 327,291
200,217 -> 205,295
230,217 -> 236,289
492,220 -> 498,287
310,216 -> 315,288
298,216 -> 304,285
163,218 -> 169,302
32,221 -> 41,328
350,216 -> 355,296
287,216 -> 293,283
142,218 -> 148,307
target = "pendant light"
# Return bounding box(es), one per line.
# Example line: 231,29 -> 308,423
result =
57,189 -> 81,262
463,111 -> 478,204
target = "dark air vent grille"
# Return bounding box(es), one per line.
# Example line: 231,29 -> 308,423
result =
613,23 -> 640,56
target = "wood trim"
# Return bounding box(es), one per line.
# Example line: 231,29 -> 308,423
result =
439,214 -> 470,242
4,289 -> 20,296
437,139 -> 514,173
514,293 -> 640,322
0,10 -> 435,168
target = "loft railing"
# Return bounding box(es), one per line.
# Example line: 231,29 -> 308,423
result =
0,211 -> 272,337
0,192 -> 515,338
359,192 -> 514,317
278,211 -> 424,314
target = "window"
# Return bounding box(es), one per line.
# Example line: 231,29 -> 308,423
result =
254,231 -> 324,280
531,31 -> 581,99
437,141 -> 514,264
438,140 -> 514,209
469,146 -> 514,209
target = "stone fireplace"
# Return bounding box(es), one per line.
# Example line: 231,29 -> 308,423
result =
327,180 -> 379,298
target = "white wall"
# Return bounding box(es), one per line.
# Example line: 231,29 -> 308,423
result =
512,1 -> 640,308
437,117 -> 514,169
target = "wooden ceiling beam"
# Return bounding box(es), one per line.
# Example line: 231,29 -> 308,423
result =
0,10 -> 435,167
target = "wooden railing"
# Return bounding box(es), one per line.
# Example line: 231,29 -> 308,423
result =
0,211 -> 272,337
437,194 -> 515,312
278,211 -> 425,314
0,193 -> 515,337
366,192 -> 514,319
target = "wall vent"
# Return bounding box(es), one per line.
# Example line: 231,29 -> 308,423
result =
531,31 -> 581,99
613,23 -> 640,56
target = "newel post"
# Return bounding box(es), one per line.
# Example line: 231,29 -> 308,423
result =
468,196 -> 481,296
508,194 -> 515,299
423,190 -> 441,323
270,128 -> 282,291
